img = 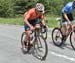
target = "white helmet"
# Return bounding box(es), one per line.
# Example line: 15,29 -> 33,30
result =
35,3 -> 45,13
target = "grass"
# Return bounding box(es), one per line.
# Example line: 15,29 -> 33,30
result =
0,17 -> 23,25
46,16 -> 59,28
0,16 -> 59,28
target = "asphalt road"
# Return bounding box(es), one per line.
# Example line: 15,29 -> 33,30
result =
0,24 -> 75,63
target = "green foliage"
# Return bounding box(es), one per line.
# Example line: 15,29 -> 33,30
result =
0,0 -> 15,17
14,0 -> 36,14
0,16 -> 59,27
0,17 -> 23,25
0,0 -> 73,17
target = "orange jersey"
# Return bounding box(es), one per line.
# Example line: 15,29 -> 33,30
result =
24,8 -> 44,21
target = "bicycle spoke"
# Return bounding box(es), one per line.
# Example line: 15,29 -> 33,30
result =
34,36 -> 48,60
52,28 -> 63,46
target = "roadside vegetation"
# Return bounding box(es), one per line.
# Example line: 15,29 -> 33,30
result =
0,0 -> 72,27
0,15 -> 59,27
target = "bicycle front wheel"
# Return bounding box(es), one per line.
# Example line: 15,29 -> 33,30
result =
52,27 -> 63,46
21,32 -> 26,46
70,31 -> 75,50
33,36 -> 48,60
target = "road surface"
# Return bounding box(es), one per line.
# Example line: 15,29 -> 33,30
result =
0,24 -> 75,63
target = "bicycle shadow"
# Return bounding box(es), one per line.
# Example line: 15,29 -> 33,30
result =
64,42 -> 75,51
49,40 -> 74,51
32,50 -> 46,61
21,47 -> 46,61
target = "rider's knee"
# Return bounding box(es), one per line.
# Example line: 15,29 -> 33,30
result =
25,30 -> 32,36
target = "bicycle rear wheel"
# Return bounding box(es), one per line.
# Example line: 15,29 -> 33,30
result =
33,35 -> 48,60
52,27 -> 63,46
70,31 -> 75,50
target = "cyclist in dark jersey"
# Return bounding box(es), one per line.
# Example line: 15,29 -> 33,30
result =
61,0 -> 75,39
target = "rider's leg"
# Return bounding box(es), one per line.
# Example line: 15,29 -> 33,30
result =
34,18 -> 41,33
25,30 -> 33,49
61,13 -> 73,41
61,22 -> 67,36
33,19 -> 41,45
22,24 -> 31,48
61,21 -> 68,41
62,22 -> 72,40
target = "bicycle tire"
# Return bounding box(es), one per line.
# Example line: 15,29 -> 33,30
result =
33,35 -> 48,60
21,32 -> 30,52
52,27 -> 63,46
21,32 -> 25,46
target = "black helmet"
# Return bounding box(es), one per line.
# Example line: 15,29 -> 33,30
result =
72,0 -> 75,9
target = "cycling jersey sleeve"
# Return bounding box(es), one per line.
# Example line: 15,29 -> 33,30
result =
63,2 -> 73,13
64,6 -> 70,13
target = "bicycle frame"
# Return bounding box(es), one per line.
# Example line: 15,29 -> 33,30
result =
57,18 -> 74,40
52,18 -> 75,47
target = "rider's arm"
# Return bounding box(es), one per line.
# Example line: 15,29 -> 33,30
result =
24,18 -> 32,27
41,15 -> 48,28
64,12 -> 71,23
24,12 -> 32,27
41,19 -> 46,26
40,14 -> 46,25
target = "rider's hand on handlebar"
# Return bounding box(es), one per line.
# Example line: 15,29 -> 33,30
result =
67,21 -> 71,25
30,26 -> 35,30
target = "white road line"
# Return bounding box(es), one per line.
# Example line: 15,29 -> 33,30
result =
51,51 -> 75,62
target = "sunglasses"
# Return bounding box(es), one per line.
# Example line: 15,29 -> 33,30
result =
38,11 -> 43,12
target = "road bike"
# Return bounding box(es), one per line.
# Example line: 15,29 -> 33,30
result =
52,18 -> 75,50
21,27 -> 48,60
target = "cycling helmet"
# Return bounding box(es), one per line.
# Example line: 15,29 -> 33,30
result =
35,3 -> 45,13
73,0 -> 75,9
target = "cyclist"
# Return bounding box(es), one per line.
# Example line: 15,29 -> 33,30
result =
22,3 -> 47,51
61,0 -> 75,40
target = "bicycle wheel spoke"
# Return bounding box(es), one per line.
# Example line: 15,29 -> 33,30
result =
52,28 -> 63,46
34,36 -> 48,59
